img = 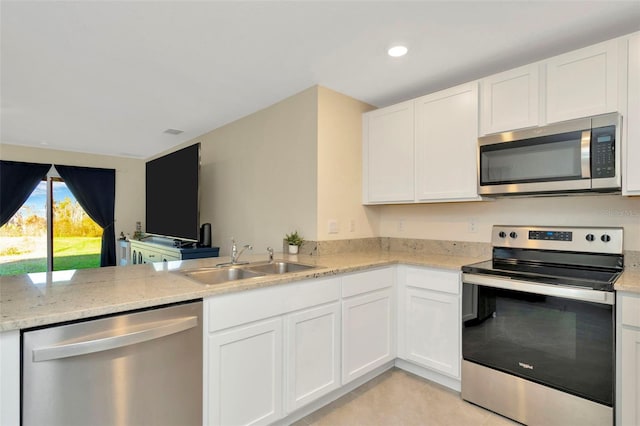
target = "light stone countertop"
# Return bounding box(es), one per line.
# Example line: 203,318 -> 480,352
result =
1,250 -> 638,332
616,268 -> 640,293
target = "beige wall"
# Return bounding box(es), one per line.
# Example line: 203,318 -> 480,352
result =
377,195 -> 640,250
0,144 -> 145,239
317,86 -> 377,240
6,89 -> 638,257
171,87 -> 319,256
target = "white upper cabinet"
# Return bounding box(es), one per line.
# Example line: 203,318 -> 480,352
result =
364,33 -> 632,204
362,83 -> 480,204
480,64 -> 540,135
362,100 -> 414,203
480,37 -> 625,135
545,39 -> 620,123
624,33 -> 640,195
415,82 -> 480,201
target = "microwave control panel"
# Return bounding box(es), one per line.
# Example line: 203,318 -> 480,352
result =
591,125 -> 615,178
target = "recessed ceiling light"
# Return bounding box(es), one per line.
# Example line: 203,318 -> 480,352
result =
163,128 -> 184,135
388,45 -> 408,57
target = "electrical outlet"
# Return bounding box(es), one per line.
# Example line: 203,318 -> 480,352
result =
398,219 -> 405,233
468,218 -> 478,233
328,220 -> 339,234
349,219 -> 356,232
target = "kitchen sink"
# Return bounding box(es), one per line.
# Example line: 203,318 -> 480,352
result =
177,260 -> 319,285
180,267 -> 265,285
245,261 -> 317,275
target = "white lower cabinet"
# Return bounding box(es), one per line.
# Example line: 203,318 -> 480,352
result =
397,266 -> 461,380
618,292 -> 640,426
403,287 -> 460,377
285,302 -> 341,412
341,268 -> 395,384
0,330 -> 20,426
208,318 -> 284,426
204,276 -> 341,425
202,265 -> 469,425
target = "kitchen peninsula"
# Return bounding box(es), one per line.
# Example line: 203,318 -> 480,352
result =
1,244 -> 639,426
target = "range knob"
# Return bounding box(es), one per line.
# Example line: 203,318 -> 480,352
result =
601,234 -> 611,243
509,232 -> 518,239
498,231 -> 507,238
586,234 -> 595,242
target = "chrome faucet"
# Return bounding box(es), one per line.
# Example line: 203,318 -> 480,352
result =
267,247 -> 274,263
231,238 -> 252,264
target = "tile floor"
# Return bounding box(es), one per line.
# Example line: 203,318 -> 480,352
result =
293,368 -> 521,426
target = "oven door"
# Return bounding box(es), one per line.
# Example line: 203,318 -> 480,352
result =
462,274 -> 615,406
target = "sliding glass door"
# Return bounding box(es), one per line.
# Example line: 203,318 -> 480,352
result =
0,176 -> 102,275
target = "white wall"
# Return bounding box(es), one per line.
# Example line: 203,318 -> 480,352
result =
0,144 -> 145,239
377,195 -> 640,250
317,86 -> 378,240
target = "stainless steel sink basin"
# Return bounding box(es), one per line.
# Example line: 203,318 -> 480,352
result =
177,260 -> 319,285
180,267 -> 265,285
245,261 -> 317,275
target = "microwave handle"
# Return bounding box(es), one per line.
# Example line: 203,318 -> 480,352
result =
581,130 -> 591,178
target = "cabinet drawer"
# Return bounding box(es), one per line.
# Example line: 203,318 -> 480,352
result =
207,277 -> 341,332
404,266 -> 459,294
342,267 -> 394,298
621,293 -> 640,328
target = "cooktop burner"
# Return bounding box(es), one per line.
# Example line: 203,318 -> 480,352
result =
463,225 -> 624,292
462,259 -> 621,291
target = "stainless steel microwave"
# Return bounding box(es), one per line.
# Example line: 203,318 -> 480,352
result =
478,113 -> 621,196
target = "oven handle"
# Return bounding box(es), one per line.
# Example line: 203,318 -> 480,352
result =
462,273 -> 615,305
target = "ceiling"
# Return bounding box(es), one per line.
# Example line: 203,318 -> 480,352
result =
2,1 -> 639,159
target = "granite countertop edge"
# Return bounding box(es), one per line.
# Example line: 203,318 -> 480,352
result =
1,250 -> 638,332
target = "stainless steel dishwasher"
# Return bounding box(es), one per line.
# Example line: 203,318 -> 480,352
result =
22,300 -> 202,426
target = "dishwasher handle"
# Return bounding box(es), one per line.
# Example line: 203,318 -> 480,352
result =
32,315 -> 198,362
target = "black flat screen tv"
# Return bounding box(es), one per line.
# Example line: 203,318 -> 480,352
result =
145,143 -> 200,242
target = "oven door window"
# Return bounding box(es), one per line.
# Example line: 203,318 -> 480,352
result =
462,284 -> 613,406
480,131 -> 585,185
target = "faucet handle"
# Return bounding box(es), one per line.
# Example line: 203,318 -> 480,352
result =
267,247 -> 274,262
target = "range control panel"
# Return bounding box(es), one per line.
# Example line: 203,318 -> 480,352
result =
528,230 -> 573,241
492,225 -> 623,254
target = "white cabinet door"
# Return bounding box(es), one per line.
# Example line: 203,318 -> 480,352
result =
620,327 -> 640,426
545,39 -> 619,123
480,64 -> 540,135
342,288 -> 394,384
618,292 -> 640,426
624,33 -> 640,195
285,302 -> 341,413
403,287 -> 460,378
0,331 -> 20,426
207,318 -> 283,426
362,100 -> 414,203
414,82 -> 480,201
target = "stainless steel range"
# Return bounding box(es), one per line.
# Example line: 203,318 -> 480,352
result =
461,225 -> 623,426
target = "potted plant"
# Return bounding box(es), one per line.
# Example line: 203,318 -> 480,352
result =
285,231 -> 304,254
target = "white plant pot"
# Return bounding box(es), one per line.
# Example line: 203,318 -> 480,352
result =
288,244 -> 299,254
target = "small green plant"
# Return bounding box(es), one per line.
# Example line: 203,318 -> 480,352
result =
285,230 -> 304,246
